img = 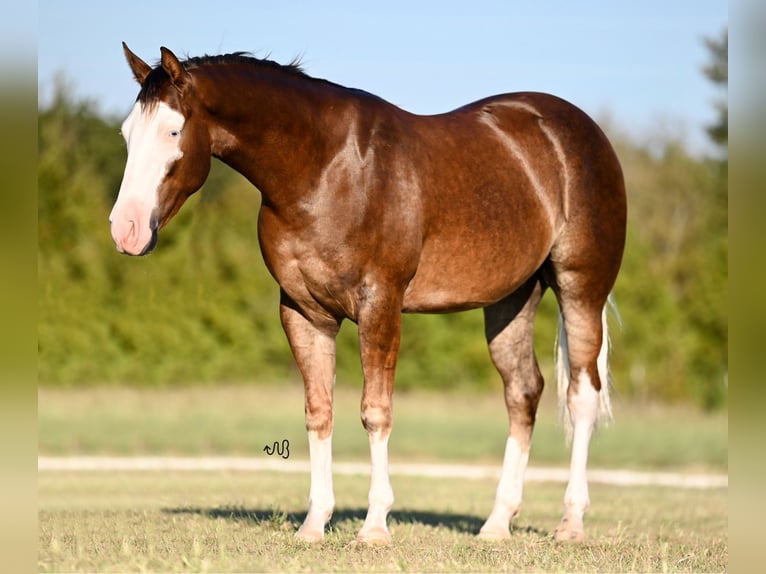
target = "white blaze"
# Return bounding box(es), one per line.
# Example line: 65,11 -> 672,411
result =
109,101 -> 185,254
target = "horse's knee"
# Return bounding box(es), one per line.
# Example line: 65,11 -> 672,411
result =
360,404 -> 392,434
305,403 -> 333,437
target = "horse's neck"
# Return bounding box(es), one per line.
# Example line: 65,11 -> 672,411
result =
203,68 -> 345,204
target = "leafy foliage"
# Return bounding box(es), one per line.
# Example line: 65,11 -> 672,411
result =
610,137 -> 727,408
38,83 -> 726,408
703,28 -> 728,150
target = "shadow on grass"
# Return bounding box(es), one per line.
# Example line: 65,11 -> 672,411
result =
162,506 -> 547,537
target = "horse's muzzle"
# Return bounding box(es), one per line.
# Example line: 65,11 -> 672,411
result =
110,208 -> 159,256
137,223 -> 159,256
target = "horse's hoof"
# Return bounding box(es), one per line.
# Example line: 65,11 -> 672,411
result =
356,526 -> 392,545
554,521 -> 586,542
477,525 -> 511,541
295,526 -> 324,543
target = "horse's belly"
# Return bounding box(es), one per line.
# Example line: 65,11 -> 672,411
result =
401,240 -> 549,313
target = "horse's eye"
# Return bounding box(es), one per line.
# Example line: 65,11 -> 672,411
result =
169,130 -> 181,137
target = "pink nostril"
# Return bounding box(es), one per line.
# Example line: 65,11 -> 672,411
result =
116,219 -> 139,251
110,217 -> 139,252
110,201 -> 156,255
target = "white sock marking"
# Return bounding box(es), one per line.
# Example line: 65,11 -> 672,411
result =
564,369 -> 599,516
482,436 -> 529,533
360,430 -> 394,536
300,430 -> 334,535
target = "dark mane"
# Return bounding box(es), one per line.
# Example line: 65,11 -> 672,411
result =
137,52 -> 307,107
182,52 -> 306,75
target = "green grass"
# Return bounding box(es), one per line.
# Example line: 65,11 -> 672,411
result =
39,384 -> 728,472
38,386 -> 728,571
38,470 -> 727,572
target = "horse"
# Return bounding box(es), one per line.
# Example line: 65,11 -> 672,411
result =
110,44 -> 626,545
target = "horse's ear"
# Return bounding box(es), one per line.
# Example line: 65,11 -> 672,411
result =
160,47 -> 190,91
122,42 -> 152,85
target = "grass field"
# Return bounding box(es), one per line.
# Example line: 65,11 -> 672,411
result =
39,470 -> 727,572
38,385 -> 728,572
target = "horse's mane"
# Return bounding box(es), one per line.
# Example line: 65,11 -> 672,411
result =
181,52 -> 306,76
137,52 -> 307,107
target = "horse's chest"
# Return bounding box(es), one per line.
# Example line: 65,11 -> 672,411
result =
257,200 -> 421,320
257,219 -> 365,319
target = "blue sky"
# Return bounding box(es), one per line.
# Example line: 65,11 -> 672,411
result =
38,1 -> 726,155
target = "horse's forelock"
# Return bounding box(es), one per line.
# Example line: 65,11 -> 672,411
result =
137,66 -> 173,111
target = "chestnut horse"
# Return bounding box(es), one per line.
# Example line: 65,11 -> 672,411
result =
110,44 -> 626,544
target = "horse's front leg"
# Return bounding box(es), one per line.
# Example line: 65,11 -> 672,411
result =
279,297 -> 339,542
355,293 -> 402,545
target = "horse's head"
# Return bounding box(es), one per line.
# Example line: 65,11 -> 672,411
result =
109,44 -> 211,255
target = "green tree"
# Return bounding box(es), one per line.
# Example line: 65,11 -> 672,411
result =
703,28 -> 728,151
38,82 -> 124,252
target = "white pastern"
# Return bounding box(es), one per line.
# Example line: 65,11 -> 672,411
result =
358,430 -> 394,542
479,436 -> 529,539
297,430 -> 334,541
109,101 -> 185,254
561,370 -> 599,530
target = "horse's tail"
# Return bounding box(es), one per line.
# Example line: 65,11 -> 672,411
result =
554,294 -> 620,442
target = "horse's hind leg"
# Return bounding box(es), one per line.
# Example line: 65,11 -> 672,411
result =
478,276 -> 545,540
551,268 -> 616,542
